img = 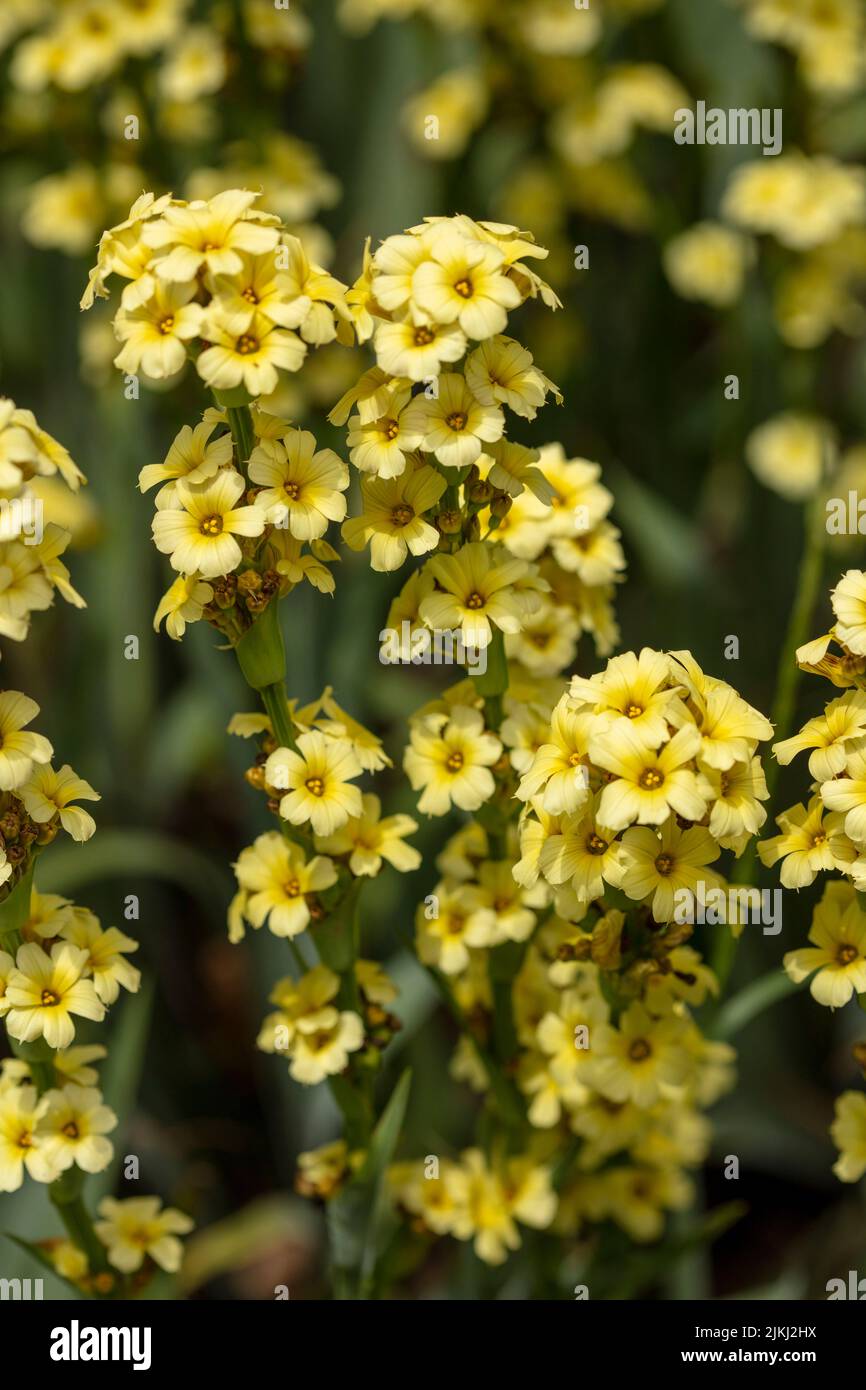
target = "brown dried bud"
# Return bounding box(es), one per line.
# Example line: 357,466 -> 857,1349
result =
245,766 -> 267,791
465,479 -> 493,505
237,569 -> 263,595
490,493 -> 512,519
436,509 -> 462,535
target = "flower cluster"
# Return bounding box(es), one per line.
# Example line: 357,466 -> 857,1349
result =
0,398 -> 87,643
759,567 -> 866,1183
81,189 -> 356,643
0,406 -> 191,1295
5,1 -> 323,264
388,648 -> 771,1262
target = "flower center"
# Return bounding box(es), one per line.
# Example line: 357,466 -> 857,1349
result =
242,287 -> 259,304
446,751 -> 464,772
237,334 -> 259,355
383,420 -> 400,441
654,854 -> 674,876
283,878 -> 302,898
838,943 -> 859,965
811,832 -> 827,847
453,277 -> 474,299
158,315 -> 175,335
639,768 -> 664,790
305,777 -> 325,797
17,1131 -> 32,1150
200,515 -> 224,536
625,703 -> 643,719
587,834 -> 608,855
628,1039 -> 652,1062
62,1122 -> 79,1140
446,412 -> 467,432
568,752 -> 583,766
414,326 -> 434,346
391,504 -> 414,526
40,989 -> 59,1007
284,481 -> 301,500
465,591 -> 485,610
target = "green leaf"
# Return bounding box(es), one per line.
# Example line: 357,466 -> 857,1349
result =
711,970 -> 800,1039
327,1067 -> 412,1298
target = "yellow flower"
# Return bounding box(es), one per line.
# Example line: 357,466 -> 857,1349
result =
19,888 -> 75,943
138,418 -> 232,499
403,68 -> 488,159
153,575 -> 214,639
517,699 -> 595,815
143,188 -> 279,283
286,995 -> 365,1085
374,316 -> 467,381
271,236 -> 348,346
342,463 -> 446,571
702,756 -> 769,850
158,24 -> 226,102
536,990 -> 613,1088
0,691 -> 52,791
35,1085 -> 116,1175
404,704 -> 502,816
415,879 -> 498,976
113,281 -> 204,379
818,740 -> 866,845
248,428 -> 348,539
95,1196 -> 193,1274
475,861 -> 536,943
389,1157 -> 472,1238
58,912 -> 140,1005
52,1044 -> 107,1088
465,335 -> 561,419
265,731 -> 363,836
197,311 -> 307,396
0,1085 -> 58,1191
4,942 -> 105,1049
307,689 -> 392,773
402,374 -> 504,469
723,154 -> 865,251
538,799 -> 622,901
774,691 -> 866,780
0,540 -> 53,641
315,792 -> 420,876
831,569 -> 866,654
233,831 -> 337,937
603,1165 -> 692,1242
759,797 -> 857,887
346,387 -> 425,479
412,225 -> 522,338
746,412 -> 833,501
592,1003 -> 691,1106
831,1090 -> 866,1181
591,723 -> 708,831
663,222 -> 752,308
152,470 -> 266,579
692,683 -> 774,771
618,819 -> 724,922
784,885 -> 866,1006
18,763 -> 100,842
420,541 -> 542,648
570,646 -> 687,749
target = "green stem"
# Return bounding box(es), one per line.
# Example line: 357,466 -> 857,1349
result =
260,679 -> 297,751
764,493 -> 827,802
226,403 -> 255,471
49,1170 -> 109,1277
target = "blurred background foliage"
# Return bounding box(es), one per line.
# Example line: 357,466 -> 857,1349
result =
1,0 -> 865,1298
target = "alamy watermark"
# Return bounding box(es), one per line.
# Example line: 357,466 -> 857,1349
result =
379,621 -> 488,677
673,882 -> 782,935
0,496 -> 43,545
674,101 -> 782,157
